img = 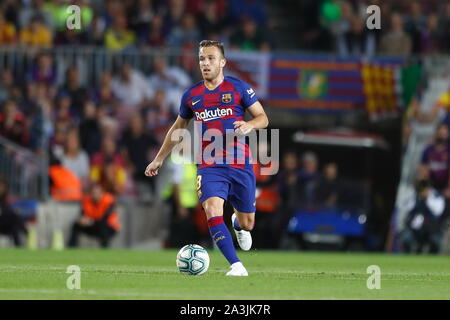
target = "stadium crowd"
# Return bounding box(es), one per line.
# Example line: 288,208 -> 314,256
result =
296,0 -> 450,56
0,0 -> 271,52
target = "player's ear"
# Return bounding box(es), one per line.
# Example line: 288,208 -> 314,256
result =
220,58 -> 226,68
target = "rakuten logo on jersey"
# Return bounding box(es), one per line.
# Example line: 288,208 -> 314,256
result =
194,108 -> 233,122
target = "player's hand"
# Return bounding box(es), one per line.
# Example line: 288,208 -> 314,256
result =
145,159 -> 163,177
233,121 -> 254,135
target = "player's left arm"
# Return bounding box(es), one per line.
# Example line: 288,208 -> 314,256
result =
234,101 -> 269,135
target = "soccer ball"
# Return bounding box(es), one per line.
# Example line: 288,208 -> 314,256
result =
176,244 -> 210,275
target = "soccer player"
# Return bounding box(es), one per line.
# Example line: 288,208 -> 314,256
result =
145,40 -> 269,276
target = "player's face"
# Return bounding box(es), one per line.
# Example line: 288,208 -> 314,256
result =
199,46 -> 225,81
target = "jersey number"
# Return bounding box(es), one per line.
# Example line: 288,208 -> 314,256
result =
196,175 -> 202,191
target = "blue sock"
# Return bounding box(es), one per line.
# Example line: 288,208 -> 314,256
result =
208,216 -> 239,265
233,215 -> 242,231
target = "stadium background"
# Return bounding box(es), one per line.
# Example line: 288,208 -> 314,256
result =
0,0 -> 449,256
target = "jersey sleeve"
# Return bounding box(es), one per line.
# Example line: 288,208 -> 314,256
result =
179,90 -> 193,119
239,80 -> 259,109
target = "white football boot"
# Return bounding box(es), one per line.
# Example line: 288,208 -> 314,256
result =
226,261 -> 248,276
231,213 -> 252,251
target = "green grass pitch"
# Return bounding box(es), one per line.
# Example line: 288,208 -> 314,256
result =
0,249 -> 449,299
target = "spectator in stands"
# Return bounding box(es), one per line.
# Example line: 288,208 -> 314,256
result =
68,182 -> 120,248
79,100 -> 102,156
60,128 -> 90,188
161,0 -> 186,37
0,69 -> 14,104
111,64 -> 154,113
0,10 -> 16,44
55,26 -> 88,46
167,13 -> 201,48
400,179 -> 446,254
19,16 -> 52,48
379,12 -> 412,56
19,0 -> 54,31
419,123 -> 450,193
230,16 -> 270,52
97,103 -> 120,138
28,84 -> 53,153
86,13 -> 107,45
198,0 -> 227,39
420,13 -> 441,54
142,89 -> 176,143
58,66 -> 89,119
337,15 -> 375,57
228,0 -> 268,28
316,162 -> 340,209
148,57 -> 191,113
121,112 -> 158,199
0,100 -> 28,146
99,0 -> 123,28
91,71 -> 117,110
104,13 -> 136,51
438,2 -> 450,53
54,94 -> 73,123
298,151 -> 321,211
0,178 -> 27,247
142,14 -> 166,47
321,0 -> 352,38
129,0 -> 155,39
1,0 -> 19,27
404,1 -> 426,54
49,119 -> 68,159
90,136 -> 127,195
26,52 -> 57,87
299,0 -> 334,52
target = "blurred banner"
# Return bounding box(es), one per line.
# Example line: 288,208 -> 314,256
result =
225,50 -> 270,99
267,54 -> 413,120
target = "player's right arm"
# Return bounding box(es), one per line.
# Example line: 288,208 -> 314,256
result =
144,115 -> 191,177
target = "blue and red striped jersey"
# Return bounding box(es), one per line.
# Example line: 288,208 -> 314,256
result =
179,76 -> 259,169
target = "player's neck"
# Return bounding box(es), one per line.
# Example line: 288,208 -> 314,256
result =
203,74 -> 224,91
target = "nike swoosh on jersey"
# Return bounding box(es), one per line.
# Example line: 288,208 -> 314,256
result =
192,100 -> 201,105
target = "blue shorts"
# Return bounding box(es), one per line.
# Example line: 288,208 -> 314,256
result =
197,166 -> 256,213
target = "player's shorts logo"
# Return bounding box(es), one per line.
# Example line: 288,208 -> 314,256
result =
221,93 -> 232,104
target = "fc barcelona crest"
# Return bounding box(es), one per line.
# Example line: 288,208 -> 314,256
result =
221,93 -> 232,103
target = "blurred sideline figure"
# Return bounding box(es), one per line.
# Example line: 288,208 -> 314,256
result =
0,177 -> 27,246
161,151 -> 200,248
252,141 -> 279,249
49,154 -> 82,202
68,182 -> 120,248
399,179 -> 447,254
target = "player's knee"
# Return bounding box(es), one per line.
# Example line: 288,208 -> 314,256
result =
203,201 -> 223,219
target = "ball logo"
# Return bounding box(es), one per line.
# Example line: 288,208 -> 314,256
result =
194,108 -> 233,122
